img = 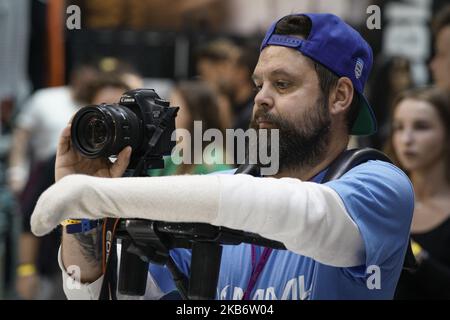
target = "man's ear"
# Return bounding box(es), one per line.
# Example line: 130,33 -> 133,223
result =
329,77 -> 354,116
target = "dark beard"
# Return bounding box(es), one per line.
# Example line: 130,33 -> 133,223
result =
248,95 -> 331,173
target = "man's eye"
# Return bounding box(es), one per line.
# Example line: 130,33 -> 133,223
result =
275,81 -> 290,90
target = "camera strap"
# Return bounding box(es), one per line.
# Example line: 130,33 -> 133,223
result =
99,218 -> 120,300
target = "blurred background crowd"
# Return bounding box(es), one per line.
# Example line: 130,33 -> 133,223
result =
0,0 -> 449,300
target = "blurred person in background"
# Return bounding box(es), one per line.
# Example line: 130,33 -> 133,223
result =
366,56 -> 413,149
15,71 -> 132,300
87,73 -> 135,105
229,44 -> 259,131
195,40 -> 258,168
384,87 -> 450,299
150,80 -> 231,176
7,58 -> 142,196
195,39 -> 238,130
195,39 -> 258,131
7,65 -> 98,196
12,64 -> 97,299
96,57 -> 144,91
430,5 -> 450,93
195,39 -> 240,97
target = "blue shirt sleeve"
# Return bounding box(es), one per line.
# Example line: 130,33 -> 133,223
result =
325,160 -> 414,278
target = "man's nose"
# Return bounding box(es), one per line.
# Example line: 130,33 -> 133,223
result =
254,85 -> 274,111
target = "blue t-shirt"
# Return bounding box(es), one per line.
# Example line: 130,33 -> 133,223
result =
149,160 -> 414,300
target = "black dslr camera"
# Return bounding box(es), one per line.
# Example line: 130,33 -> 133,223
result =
71,89 -> 178,174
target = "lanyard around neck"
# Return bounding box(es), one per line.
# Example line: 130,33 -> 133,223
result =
240,168 -> 326,300
242,245 -> 273,300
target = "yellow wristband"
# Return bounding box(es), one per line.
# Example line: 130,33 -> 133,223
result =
411,241 -> 423,257
61,219 -> 82,226
17,263 -> 37,277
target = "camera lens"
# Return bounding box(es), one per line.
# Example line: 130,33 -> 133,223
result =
81,116 -> 108,152
71,104 -> 141,158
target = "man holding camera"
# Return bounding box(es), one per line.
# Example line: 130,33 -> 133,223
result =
31,13 -> 414,300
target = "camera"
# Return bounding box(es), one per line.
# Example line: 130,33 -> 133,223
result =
71,89 -> 178,171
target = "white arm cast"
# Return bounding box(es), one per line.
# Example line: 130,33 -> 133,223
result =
32,173 -> 364,267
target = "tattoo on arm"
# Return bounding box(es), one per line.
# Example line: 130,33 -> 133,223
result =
73,225 -> 103,266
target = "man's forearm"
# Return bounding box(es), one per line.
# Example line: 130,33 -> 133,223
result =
61,227 -> 102,283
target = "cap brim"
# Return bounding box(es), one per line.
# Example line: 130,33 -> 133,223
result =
350,92 -> 377,136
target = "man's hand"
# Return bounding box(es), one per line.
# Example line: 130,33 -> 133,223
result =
55,124 -> 132,182
30,124 -> 132,236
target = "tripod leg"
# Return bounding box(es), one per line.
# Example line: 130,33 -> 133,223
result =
118,238 -> 149,296
188,242 -> 223,300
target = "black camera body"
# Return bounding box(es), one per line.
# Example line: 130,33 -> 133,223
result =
71,89 -> 178,171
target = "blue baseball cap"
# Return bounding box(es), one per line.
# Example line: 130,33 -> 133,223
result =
260,13 -> 377,136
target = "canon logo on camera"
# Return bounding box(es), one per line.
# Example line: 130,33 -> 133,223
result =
120,96 -> 135,104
